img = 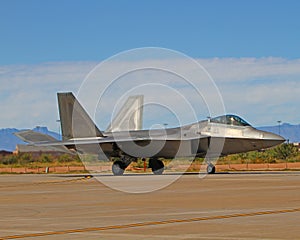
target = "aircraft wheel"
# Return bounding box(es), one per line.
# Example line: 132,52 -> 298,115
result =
112,161 -> 125,176
150,159 -> 165,175
207,164 -> 216,174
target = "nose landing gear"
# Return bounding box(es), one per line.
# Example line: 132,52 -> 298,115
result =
206,163 -> 216,174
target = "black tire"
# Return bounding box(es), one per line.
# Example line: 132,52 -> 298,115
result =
150,159 -> 164,175
112,161 -> 125,176
207,164 -> 216,174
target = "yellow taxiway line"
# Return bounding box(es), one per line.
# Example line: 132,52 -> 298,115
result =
1,207 -> 299,239
0,175 -> 93,189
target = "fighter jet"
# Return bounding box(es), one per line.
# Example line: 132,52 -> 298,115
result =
16,92 -> 285,175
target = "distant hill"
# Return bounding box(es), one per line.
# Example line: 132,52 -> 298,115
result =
0,123 -> 299,151
0,127 -> 61,151
258,123 -> 300,143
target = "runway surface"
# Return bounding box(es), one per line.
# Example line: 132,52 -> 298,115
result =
0,172 -> 300,239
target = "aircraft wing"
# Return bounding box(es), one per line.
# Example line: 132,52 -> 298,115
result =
15,130 -> 210,158
21,133 -> 210,147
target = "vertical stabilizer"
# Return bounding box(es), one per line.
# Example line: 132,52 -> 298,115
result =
106,95 -> 144,132
57,92 -> 103,140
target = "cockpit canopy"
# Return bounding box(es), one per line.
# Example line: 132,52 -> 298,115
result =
210,115 -> 250,126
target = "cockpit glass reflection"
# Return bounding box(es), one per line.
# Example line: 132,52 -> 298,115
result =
210,115 -> 250,126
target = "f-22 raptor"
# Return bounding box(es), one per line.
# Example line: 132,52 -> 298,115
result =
16,92 -> 285,175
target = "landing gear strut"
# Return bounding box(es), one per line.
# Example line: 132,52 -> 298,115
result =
149,158 -> 164,175
207,163 -> 216,174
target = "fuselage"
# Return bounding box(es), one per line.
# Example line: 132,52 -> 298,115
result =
74,115 -> 285,159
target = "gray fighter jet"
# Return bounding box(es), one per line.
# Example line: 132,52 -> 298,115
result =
16,92 -> 285,175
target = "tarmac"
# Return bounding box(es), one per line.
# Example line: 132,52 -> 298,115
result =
0,172 -> 300,239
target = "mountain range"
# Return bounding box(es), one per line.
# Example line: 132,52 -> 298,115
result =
258,123 -> 300,143
0,123 -> 299,151
0,127 -> 61,152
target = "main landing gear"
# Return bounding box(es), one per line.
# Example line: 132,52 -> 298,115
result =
112,157 -> 165,175
112,161 -> 125,176
112,155 -> 133,176
149,158 -> 165,175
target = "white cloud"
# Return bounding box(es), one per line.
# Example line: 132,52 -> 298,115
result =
0,57 -> 299,131
199,57 -> 300,82
198,58 -> 300,126
0,62 -> 97,130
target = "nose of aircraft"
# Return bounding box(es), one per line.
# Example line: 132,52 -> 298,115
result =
262,132 -> 286,148
264,132 -> 285,141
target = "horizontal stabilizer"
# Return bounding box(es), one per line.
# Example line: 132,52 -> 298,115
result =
15,130 -> 58,143
14,130 -> 72,154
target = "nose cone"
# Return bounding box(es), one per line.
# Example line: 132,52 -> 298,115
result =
263,132 -> 285,141
262,131 -> 285,148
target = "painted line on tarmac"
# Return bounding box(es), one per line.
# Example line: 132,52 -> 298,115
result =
1,207 -> 299,239
0,175 -> 93,189
35,175 -> 93,185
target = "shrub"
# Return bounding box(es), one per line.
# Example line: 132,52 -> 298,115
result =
0,155 -> 18,165
271,144 -> 298,160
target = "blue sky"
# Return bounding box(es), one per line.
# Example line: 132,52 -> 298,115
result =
0,0 -> 299,130
1,0 -> 299,64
